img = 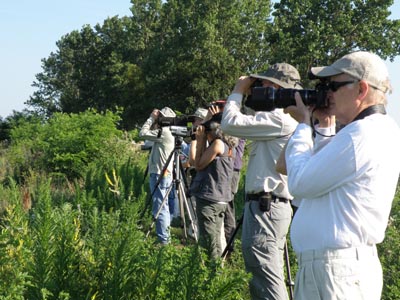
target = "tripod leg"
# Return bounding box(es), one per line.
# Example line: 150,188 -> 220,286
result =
284,240 -> 295,300
177,180 -> 199,242
221,214 -> 243,259
176,181 -> 188,239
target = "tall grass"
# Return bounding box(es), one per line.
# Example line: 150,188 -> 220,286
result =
1,134 -> 399,299
0,156 -> 250,300
0,179 -> 32,300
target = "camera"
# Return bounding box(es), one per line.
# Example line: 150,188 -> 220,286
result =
244,83 -> 329,111
156,115 -> 196,138
170,126 -> 191,137
157,115 -> 195,127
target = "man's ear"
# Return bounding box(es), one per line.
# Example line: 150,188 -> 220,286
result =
358,80 -> 369,100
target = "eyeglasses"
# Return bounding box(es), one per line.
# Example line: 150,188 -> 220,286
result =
328,80 -> 358,92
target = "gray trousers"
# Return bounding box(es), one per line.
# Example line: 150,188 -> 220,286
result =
241,200 -> 292,300
196,197 -> 227,259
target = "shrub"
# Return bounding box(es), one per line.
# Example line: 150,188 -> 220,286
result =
5,110 -> 133,182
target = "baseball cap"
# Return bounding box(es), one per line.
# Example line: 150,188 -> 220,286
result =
310,51 -> 391,93
250,63 -> 302,89
190,108 -> 208,120
159,107 -> 176,117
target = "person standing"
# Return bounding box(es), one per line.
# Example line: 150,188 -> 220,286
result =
190,113 -> 238,259
284,51 -> 400,300
221,63 -> 301,300
140,107 -> 176,245
203,102 -> 246,257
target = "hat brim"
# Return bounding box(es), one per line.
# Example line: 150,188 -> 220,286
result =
250,74 -> 293,89
310,66 -> 343,78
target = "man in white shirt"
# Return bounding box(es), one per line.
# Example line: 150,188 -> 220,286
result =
284,51 -> 400,299
221,63 -> 300,300
140,107 -> 176,245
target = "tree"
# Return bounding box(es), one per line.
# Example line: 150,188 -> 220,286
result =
26,0 -> 400,128
26,0 -> 274,128
142,0 -> 273,112
269,0 -> 400,86
27,19 -> 138,117
0,110 -> 42,144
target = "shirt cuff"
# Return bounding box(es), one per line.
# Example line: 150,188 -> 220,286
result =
315,124 -> 336,136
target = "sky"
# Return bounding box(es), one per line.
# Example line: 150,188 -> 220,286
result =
1,1 -> 400,127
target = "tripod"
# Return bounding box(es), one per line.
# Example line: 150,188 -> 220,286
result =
145,136 -> 198,242
221,206 -> 294,300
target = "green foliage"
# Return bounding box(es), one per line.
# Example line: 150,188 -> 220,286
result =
142,0 -> 273,113
270,0 -> 400,86
5,110 -> 132,181
379,187 -> 400,300
27,0 -> 275,128
0,180 -> 32,300
2,1 -> 400,298
1,131 -> 400,299
25,0 -> 400,128
0,155 -> 250,299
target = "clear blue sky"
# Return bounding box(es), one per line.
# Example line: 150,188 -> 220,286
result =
1,1 -> 400,126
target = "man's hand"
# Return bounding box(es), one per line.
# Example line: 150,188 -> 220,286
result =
204,105 -> 221,121
284,93 -> 335,128
311,109 -> 335,128
232,76 -> 256,94
284,92 -> 311,125
150,109 -> 160,120
195,125 -> 206,141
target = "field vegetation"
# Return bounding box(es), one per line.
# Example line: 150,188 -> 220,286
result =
0,111 -> 399,299
1,0 -> 400,298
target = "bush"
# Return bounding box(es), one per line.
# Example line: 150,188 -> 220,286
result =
5,110 -> 133,182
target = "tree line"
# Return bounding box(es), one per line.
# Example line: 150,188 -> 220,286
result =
1,0 -> 400,133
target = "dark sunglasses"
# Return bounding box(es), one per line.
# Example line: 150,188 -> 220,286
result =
328,80 -> 358,92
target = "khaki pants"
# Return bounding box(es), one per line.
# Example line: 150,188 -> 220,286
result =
295,245 -> 382,300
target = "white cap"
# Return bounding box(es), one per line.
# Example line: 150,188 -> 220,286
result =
159,107 -> 176,117
311,51 -> 391,93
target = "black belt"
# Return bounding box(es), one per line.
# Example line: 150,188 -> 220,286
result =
246,192 -> 289,203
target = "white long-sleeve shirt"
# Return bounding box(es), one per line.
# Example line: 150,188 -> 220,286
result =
221,93 -> 298,198
287,113 -> 400,252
